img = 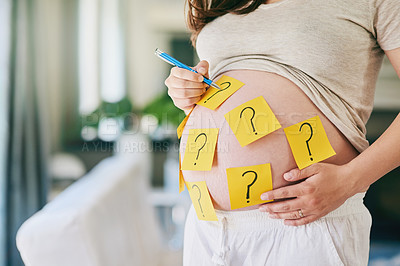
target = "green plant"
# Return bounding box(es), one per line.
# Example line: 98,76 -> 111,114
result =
80,97 -> 134,129
142,91 -> 185,127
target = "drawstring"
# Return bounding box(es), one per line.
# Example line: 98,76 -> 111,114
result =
212,216 -> 228,265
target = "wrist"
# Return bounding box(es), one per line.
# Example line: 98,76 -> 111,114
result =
342,159 -> 370,195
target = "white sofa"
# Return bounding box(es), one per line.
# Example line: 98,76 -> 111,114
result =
16,142 -> 174,266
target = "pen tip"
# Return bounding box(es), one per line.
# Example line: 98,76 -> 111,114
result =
212,82 -> 222,90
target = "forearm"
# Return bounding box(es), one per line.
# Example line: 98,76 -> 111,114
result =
346,113 -> 400,193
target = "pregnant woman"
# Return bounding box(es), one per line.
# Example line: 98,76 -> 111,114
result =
165,0 -> 400,265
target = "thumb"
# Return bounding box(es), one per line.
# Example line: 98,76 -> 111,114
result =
283,164 -> 320,181
194,60 -> 210,78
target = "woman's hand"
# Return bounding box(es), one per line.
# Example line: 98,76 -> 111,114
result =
259,162 -> 363,226
259,48 -> 400,226
165,60 -> 210,112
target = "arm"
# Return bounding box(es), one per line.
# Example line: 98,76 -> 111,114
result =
259,47 -> 400,226
346,47 -> 400,193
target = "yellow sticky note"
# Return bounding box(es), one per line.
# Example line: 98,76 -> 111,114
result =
187,181 -> 218,221
179,153 -> 185,193
181,128 -> 219,171
197,75 -> 244,110
224,96 -> 281,147
226,163 -> 273,210
284,116 -> 336,170
177,107 -> 194,139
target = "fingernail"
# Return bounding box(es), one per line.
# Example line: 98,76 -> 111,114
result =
260,194 -> 270,201
198,67 -> 206,74
283,173 -> 293,180
269,214 -> 278,219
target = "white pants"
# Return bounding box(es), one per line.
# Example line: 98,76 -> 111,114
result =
183,193 -> 371,266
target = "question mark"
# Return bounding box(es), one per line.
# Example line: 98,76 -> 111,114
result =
192,184 -> 204,217
299,122 -> 313,161
242,170 -> 258,203
194,133 -> 207,165
240,107 -> 257,135
203,82 -> 231,103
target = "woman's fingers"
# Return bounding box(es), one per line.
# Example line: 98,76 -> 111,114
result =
259,198 -> 302,213
170,67 -> 204,82
260,164 -> 322,201
283,164 -> 320,182
164,61 -> 211,111
166,78 -> 206,90
172,96 -> 202,110
283,215 -> 319,226
269,211 -> 304,220
194,60 -> 210,78
259,163 -> 353,226
268,210 -> 307,220
260,183 -> 302,201
259,197 -> 322,226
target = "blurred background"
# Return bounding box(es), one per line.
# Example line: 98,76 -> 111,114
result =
0,0 -> 399,265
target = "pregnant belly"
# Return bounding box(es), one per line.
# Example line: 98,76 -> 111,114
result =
180,70 -> 358,211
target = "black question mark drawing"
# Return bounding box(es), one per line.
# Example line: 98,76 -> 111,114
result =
240,107 -> 257,135
242,170 -> 258,203
194,133 -> 207,165
299,122 -> 314,161
192,184 -> 204,217
203,82 -> 231,103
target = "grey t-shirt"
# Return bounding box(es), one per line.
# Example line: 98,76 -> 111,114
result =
196,0 -> 400,152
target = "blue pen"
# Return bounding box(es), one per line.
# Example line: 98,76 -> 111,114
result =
155,48 -> 222,90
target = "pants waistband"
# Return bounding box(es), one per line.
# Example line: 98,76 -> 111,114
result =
210,192 -> 367,231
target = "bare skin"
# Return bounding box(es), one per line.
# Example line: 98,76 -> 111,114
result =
259,47 -> 400,226
265,0 -> 282,4
167,63 -> 358,211
165,47 -> 400,225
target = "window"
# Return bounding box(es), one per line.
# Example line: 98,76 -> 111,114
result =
78,0 -> 128,142
78,0 -> 100,115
